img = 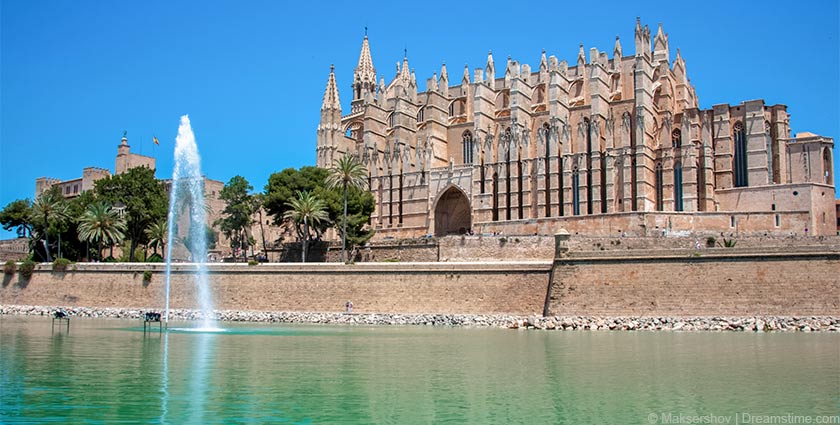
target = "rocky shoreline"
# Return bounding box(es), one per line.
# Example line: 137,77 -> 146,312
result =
2,305 -> 838,332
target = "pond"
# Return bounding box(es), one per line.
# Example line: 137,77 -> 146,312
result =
1,316 -> 837,424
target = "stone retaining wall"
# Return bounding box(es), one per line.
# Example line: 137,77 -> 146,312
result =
0,262 -> 552,315
547,251 -> 840,316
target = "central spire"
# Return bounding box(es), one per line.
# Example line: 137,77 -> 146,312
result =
355,35 -> 376,84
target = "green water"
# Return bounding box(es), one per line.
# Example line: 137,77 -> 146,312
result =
0,317 -> 837,424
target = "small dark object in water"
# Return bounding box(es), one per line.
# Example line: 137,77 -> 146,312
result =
52,309 -> 70,332
143,312 -> 162,333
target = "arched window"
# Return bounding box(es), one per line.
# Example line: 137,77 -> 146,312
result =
448,103 -> 455,117
655,162 -> 664,211
462,131 -> 474,164
543,123 -> 551,217
572,167 -> 581,216
672,129 -> 682,149
584,118 -> 593,215
764,121 -> 779,183
824,148 -> 833,185
388,113 -> 396,128
417,107 -> 425,122
674,161 -> 683,211
733,122 -> 748,187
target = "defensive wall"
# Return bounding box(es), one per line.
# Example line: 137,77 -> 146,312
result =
2,236 -> 838,318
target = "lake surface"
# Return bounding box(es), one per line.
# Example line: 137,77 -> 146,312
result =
1,316 -> 838,424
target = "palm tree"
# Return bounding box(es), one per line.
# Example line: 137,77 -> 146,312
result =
145,219 -> 168,259
77,203 -> 126,261
283,191 -> 328,263
325,154 -> 369,263
31,191 -> 70,262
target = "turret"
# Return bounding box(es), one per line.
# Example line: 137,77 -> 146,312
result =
317,65 -> 343,167
634,17 -> 651,58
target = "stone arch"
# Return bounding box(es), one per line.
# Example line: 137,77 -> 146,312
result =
432,185 -> 472,236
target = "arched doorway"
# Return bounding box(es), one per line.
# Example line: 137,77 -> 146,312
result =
434,186 -> 472,236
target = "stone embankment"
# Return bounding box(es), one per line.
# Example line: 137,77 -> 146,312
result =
3,305 -> 838,332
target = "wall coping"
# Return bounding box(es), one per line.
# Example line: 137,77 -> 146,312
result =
24,261 -> 553,273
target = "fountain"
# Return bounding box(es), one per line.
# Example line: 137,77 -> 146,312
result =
163,115 -> 217,330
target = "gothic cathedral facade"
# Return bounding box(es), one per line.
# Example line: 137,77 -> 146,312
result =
316,19 -> 836,238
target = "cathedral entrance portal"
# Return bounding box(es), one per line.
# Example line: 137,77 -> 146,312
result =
433,186 -> 472,237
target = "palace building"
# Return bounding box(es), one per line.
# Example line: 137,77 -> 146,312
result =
317,19 -> 836,238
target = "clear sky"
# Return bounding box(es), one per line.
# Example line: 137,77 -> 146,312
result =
1,0 -> 838,239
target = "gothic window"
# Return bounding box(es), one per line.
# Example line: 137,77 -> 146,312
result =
388,113 -> 396,128
462,131 -> 474,164
733,122 -> 748,187
543,123 -> 551,217
584,118 -> 593,215
558,157 -> 564,217
655,162 -> 664,211
674,161 -> 683,211
572,168 -> 580,216
600,152 -> 607,213
672,129 -> 682,149
492,172 -> 499,221
824,147 -> 833,185
765,121 -> 776,184
449,103 -> 455,117
417,107 -> 425,122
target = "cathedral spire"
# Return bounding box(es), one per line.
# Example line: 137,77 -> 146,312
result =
321,64 -> 341,110
353,34 -> 376,101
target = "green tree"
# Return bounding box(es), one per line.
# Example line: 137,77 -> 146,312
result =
264,166 -> 374,255
325,154 -> 370,262
283,191 -> 328,263
216,175 -> 258,261
65,191 -> 98,260
145,219 -> 167,259
77,202 -> 126,261
94,167 -> 167,261
264,166 -> 329,225
0,199 -> 34,238
30,189 -> 70,262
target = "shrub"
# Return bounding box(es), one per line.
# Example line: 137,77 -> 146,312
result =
146,253 -> 164,263
19,259 -> 36,279
723,238 -> 737,248
499,237 -> 508,245
247,260 -> 259,266
4,260 -> 16,275
706,237 -> 716,248
142,270 -> 153,282
52,258 -> 72,273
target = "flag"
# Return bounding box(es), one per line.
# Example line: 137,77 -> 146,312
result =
153,136 -> 159,145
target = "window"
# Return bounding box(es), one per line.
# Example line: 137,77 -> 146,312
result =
672,129 -> 682,149
733,122 -> 748,187
388,113 -> 395,128
674,161 -> 683,211
730,215 -> 736,228
543,123 -> 551,217
585,118 -> 593,215
655,162 -> 664,211
417,108 -> 424,122
572,169 -> 580,216
775,214 -> 780,227
824,148 -> 833,185
462,131 -> 474,164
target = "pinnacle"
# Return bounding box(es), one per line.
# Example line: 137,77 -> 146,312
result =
321,66 -> 341,110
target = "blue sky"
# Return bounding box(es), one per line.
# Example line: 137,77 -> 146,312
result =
1,0 -> 838,239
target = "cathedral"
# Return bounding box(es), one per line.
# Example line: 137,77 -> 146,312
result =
316,19 -> 836,238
